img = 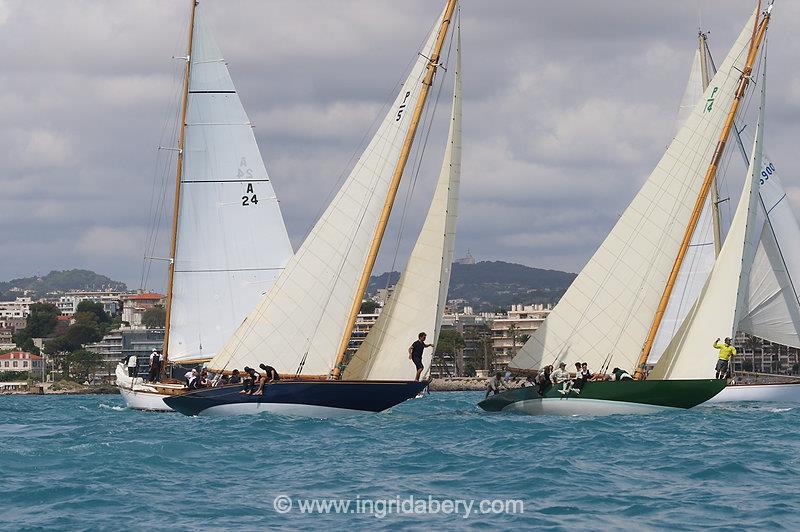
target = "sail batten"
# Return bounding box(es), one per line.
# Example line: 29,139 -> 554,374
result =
509,13 -> 758,374
167,7 -> 293,362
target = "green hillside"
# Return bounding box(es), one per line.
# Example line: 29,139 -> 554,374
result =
368,260 -> 575,311
0,270 -> 127,300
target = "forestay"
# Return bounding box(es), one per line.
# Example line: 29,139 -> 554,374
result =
509,13 -> 757,374
168,7 -> 293,362
210,9 -> 446,376
650,70 -> 766,380
343,26 -> 462,381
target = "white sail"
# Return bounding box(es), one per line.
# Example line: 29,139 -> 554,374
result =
509,13 -> 757,374
167,7 -> 293,362
343,26 -> 462,381
737,154 -> 800,347
648,42 -> 718,364
210,9 -> 447,376
650,68 -> 766,380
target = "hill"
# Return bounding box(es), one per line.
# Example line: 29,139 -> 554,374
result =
368,260 -> 576,311
0,269 -> 128,300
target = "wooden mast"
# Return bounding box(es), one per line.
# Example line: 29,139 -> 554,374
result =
634,4 -> 772,378
162,0 -> 198,371
698,31 -> 723,257
330,0 -> 458,379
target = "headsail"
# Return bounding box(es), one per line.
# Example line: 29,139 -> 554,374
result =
209,8 -> 447,376
167,6 -> 293,362
650,68 -> 766,380
343,24 -> 462,381
648,42 -> 718,364
734,154 -> 800,347
508,13 -> 757,374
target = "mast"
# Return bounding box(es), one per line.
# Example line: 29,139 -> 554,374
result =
330,0 -> 458,379
162,0 -> 198,369
635,3 -> 772,378
699,31 -> 723,257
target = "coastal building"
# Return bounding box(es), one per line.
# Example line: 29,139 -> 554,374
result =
345,311 -> 382,361
454,250 -> 476,265
438,306 -> 494,376
54,290 -> 125,317
0,351 -> 43,373
0,297 -> 33,322
732,334 -> 800,375
490,304 -> 551,371
0,327 -> 15,349
121,293 -> 165,326
0,316 -> 26,332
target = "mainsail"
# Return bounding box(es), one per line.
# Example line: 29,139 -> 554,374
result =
508,13 -> 757,374
343,25 -> 462,381
210,9 -> 448,376
167,7 -> 293,362
650,70 -> 766,380
648,42 -> 718,364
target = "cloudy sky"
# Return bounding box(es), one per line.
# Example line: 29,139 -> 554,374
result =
1,0 -> 799,291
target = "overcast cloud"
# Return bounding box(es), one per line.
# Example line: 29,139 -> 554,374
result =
1,0 -> 799,291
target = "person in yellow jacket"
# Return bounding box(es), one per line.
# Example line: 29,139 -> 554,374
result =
713,337 -> 736,379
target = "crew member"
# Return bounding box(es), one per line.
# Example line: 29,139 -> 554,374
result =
126,353 -> 138,378
408,332 -> 433,381
254,363 -> 281,395
713,337 -> 737,379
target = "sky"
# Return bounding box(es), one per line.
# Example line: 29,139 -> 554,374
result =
1,0 -> 799,291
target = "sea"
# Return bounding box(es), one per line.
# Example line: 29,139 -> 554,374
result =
1,392 -> 799,531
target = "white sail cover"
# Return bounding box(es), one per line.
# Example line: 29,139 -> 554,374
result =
168,7 -> 293,362
343,28 -> 461,381
650,78 -> 765,380
648,44 -> 717,364
736,154 -> 800,347
210,9 -> 446,375
509,13 -> 757,373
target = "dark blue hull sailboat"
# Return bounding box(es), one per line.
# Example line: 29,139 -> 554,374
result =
164,380 -> 429,417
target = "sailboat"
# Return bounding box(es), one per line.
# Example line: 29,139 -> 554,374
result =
164,1 -> 460,417
653,32 -> 800,403
115,1 -> 293,411
480,3 -> 774,416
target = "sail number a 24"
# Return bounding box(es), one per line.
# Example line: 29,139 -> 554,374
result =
239,157 -> 258,206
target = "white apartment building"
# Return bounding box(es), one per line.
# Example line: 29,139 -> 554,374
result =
0,297 -> 33,320
54,291 -> 124,316
491,304 -> 551,370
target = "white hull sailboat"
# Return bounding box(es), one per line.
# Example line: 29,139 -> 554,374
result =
481,4 -> 774,416
655,28 -> 800,404
117,1 -> 293,411
166,1 -> 461,418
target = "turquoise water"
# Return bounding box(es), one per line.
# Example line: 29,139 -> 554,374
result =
1,392 -> 799,530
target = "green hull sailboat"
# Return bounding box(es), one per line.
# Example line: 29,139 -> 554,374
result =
480,3 -> 774,416
479,380 -> 726,416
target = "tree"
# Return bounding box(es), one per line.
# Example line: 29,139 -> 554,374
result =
436,329 -> 466,376
13,303 -> 60,354
66,350 -> 104,382
76,300 -> 110,324
142,306 -> 166,329
45,322 -> 102,354
360,300 -> 380,314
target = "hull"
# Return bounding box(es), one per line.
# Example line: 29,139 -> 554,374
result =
478,379 -> 726,416
115,363 -> 175,412
164,380 -> 429,417
707,382 -> 800,403
118,386 -> 172,412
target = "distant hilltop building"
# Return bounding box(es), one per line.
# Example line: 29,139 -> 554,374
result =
454,250 -> 475,265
